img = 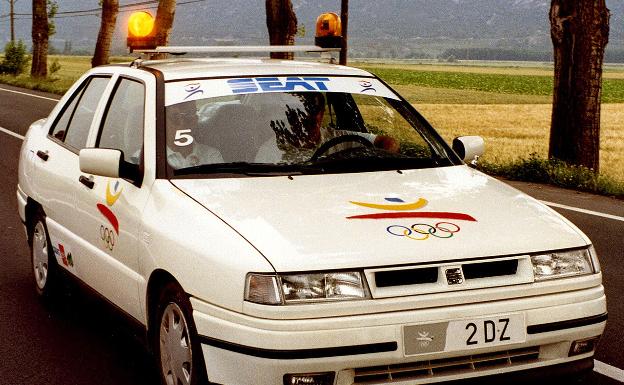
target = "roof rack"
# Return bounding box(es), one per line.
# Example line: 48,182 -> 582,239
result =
134,45 -> 342,55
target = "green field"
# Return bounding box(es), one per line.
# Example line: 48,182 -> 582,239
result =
358,64 -> 624,104
3,56 -> 624,103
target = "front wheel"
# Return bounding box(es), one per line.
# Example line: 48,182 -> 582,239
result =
155,282 -> 208,385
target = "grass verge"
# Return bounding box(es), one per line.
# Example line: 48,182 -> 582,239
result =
479,155 -> 624,198
0,55 -> 131,95
0,73 -> 75,94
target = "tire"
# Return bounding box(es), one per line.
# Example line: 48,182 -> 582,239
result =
28,209 -> 58,299
154,281 -> 208,385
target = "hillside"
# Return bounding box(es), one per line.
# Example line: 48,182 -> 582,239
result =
4,0 -> 624,59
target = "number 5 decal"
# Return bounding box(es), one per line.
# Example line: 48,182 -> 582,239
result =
174,129 -> 194,146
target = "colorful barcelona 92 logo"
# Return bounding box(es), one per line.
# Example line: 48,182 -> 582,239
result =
97,180 -> 122,251
347,197 -> 477,241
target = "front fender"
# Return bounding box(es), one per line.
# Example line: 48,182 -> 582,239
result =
139,180 -> 274,316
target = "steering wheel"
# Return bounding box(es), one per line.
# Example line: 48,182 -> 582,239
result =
310,134 -> 374,161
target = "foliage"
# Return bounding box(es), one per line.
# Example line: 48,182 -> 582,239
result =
49,59 -> 61,75
0,40 -> 30,75
296,24 -> 306,38
478,154 -> 624,197
48,0 -> 58,36
62,41 -> 73,55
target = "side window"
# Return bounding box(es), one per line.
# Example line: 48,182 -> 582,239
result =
50,76 -> 111,150
97,79 -> 145,165
49,84 -> 85,142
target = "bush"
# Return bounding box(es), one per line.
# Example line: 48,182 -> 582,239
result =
0,40 -> 30,75
49,59 -> 61,75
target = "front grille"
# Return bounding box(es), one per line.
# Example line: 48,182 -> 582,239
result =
463,259 -> 518,280
375,267 -> 438,287
353,347 -> 540,384
373,258 -> 520,289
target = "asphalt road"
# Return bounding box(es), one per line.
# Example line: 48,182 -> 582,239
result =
0,84 -> 622,384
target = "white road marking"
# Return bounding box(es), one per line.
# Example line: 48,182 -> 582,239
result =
0,126 -> 25,141
0,86 -> 60,102
542,201 -> 624,223
595,360 -> 624,382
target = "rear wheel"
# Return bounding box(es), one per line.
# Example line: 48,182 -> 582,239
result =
154,282 -> 208,385
29,210 -> 58,298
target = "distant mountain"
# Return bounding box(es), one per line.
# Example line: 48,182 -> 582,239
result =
4,0 -> 624,59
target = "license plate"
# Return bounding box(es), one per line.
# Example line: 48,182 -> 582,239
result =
403,314 -> 526,356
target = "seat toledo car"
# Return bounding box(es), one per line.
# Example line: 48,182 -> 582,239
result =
17,55 -> 606,385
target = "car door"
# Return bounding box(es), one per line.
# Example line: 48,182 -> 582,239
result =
73,74 -> 154,322
32,75 -> 113,278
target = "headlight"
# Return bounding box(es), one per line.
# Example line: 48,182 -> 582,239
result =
531,248 -> 596,281
245,271 -> 370,305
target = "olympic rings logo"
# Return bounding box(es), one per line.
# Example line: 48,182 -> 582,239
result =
100,225 -> 116,251
387,222 -> 461,241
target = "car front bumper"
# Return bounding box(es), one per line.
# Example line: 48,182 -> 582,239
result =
191,284 -> 606,385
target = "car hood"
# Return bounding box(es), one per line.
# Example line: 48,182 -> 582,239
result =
170,166 -> 588,272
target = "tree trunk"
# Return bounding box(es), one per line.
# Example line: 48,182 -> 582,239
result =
549,0 -> 610,172
31,0 -> 49,78
91,0 -> 119,68
340,0 -> 349,65
265,0 -> 297,60
152,0 -> 177,59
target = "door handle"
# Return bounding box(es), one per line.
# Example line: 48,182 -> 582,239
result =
79,175 -> 95,189
36,150 -> 49,161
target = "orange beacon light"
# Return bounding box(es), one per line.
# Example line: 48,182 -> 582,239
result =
127,11 -> 156,51
315,12 -> 342,48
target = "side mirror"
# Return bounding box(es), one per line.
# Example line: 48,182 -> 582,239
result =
452,136 -> 485,166
79,148 -> 122,178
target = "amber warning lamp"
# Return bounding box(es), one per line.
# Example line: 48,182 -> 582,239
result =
127,11 -> 156,52
315,12 -> 342,49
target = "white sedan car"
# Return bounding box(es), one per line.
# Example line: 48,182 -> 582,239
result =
17,56 -> 606,385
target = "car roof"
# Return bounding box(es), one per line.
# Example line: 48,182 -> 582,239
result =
135,58 -> 374,82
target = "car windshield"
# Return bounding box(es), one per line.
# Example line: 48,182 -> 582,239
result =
165,78 -> 458,177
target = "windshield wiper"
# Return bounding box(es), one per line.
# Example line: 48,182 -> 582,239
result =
173,162 -> 325,177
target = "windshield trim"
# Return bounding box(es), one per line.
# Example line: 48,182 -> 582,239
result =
164,73 -> 377,84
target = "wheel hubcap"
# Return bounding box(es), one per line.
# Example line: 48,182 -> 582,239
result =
32,221 -> 49,290
160,303 -> 193,385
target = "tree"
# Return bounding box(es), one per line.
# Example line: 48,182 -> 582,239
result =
549,0 -> 610,172
152,0 -> 177,59
91,0 -> 119,67
31,0 -> 49,77
30,0 -> 56,78
47,0 -> 57,36
63,40 -> 72,55
265,0 -> 297,60
0,40 -> 29,75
